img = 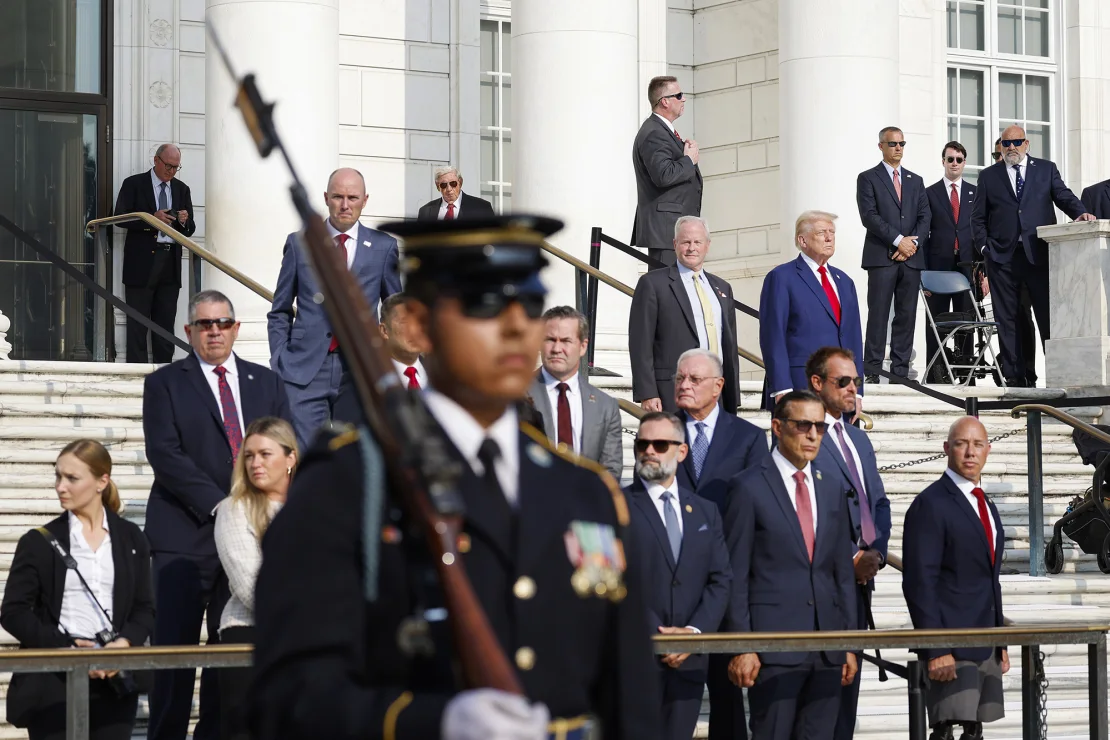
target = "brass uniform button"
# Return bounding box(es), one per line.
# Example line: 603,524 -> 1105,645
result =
513,576 -> 536,600
457,533 -> 471,554
515,646 -> 536,671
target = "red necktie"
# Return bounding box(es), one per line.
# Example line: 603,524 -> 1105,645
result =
403,366 -> 420,390
950,183 -> 961,254
213,366 -> 243,460
673,129 -> 683,144
818,265 -> 841,324
328,235 -> 349,352
972,487 -> 995,565
556,382 -> 574,449
792,471 -> 815,562
445,202 -> 455,220
892,169 -> 902,202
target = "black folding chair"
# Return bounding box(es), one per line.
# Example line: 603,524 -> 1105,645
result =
919,270 -> 1005,387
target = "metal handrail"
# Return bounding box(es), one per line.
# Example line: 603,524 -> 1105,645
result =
86,212 -> 274,302
1011,403 -> 1110,444
616,396 -> 874,431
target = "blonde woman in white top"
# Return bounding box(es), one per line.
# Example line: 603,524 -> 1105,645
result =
214,417 -> 297,740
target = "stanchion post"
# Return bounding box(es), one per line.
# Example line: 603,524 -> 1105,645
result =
907,659 -> 926,740
587,227 -> 601,369
1091,634 -> 1108,740
1027,409 -> 1045,576
1021,645 -> 1039,740
66,665 -> 90,740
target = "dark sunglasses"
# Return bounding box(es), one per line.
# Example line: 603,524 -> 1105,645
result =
190,318 -> 236,330
825,375 -> 863,389
991,152 -> 1003,161
658,92 -> 684,103
437,180 -> 460,190
945,156 -> 964,164
1000,138 -> 1025,148
781,419 -> 829,435
457,291 -> 545,320
634,438 -> 685,454
884,141 -> 907,148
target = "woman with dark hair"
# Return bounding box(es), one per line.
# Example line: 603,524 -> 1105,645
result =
1,439 -> 154,739
214,416 -> 298,739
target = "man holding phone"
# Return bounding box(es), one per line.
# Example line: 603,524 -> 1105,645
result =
114,143 -> 196,363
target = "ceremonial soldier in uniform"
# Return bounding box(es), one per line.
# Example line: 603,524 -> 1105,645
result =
248,215 -> 662,740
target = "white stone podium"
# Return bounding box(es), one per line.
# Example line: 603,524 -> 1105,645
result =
1040,220 -> 1110,390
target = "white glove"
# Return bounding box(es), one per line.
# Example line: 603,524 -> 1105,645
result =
442,689 -> 550,740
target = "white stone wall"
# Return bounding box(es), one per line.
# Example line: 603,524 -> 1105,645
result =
1065,0 -> 1110,193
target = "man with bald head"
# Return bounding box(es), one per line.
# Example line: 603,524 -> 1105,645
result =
115,143 -> 196,363
903,417 -> 1009,740
970,125 -> 1093,387
268,167 -> 402,446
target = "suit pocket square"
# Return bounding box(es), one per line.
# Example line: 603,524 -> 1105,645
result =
698,523 -> 709,532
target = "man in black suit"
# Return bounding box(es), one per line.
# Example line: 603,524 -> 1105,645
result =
970,125 -> 1093,386
724,391 -> 857,740
632,75 -> 703,265
143,289 -> 291,740
626,411 -> 732,740
856,126 -> 931,381
114,143 -> 196,364
1082,176 -> 1110,218
629,216 -> 739,414
416,166 -> 496,220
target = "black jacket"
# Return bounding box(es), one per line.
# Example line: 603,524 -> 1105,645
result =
114,170 -> 196,287
856,162 -> 930,269
1081,178 -> 1110,220
925,179 -> 978,271
416,192 -> 496,221
630,115 -> 703,250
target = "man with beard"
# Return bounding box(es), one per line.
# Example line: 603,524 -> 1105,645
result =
625,412 -> 731,740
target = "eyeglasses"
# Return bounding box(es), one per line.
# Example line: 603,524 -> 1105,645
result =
884,141 -> 907,148
1000,139 -> 1026,148
781,419 -> 829,435
156,156 -> 182,173
437,180 -> 460,190
673,373 -> 720,386
190,318 -> 236,330
657,92 -> 684,104
991,152 -> 1003,161
456,291 -> 545,320
634,439 -> 685,454
824,375 -> 863,389
945,156 -> 964,164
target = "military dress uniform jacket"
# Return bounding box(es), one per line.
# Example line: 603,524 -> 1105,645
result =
248,422 -> 663,740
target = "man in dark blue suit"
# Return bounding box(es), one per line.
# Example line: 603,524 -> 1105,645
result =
903,416 -> 1009,740
806,347 -> 891,740
759,210 -> 864,411
143,290 -> 292,740
626,412 -> 732,740
1081,176 -> 1110,219
268,167 -> 402,447
856,126 -> 931,381
671,347 -> 765,740
723,391 -> 857,740
924,141 -> 978,379
970,125 -> 1093,386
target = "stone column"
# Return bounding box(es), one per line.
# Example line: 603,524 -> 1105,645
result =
638,0 -> 668,120
205,0 -> 339,362
512,0 -> 643,373
1040,221 -> 1110,391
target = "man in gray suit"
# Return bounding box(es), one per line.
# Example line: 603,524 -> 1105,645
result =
267,167 -> 402,448
631,75 -> 703,266
528,306 -> 624,481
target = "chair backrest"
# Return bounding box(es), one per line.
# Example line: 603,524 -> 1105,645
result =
920,270 -> 972,295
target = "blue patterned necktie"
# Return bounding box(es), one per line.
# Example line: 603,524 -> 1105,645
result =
691,421 -> 709,481
660,491 -> 682,562
1013,164 -> 1024,202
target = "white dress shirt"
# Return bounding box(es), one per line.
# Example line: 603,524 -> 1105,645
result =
643,478 -> 683,535
58,511 -> 114,639
150,169 -> 174,243
540,368 -> 582,453
771,448 -> 819,534
944,176 -> 963,194
653,112 -> 678,137
827,413 -> 867,500
1005,155 -> 1028,200
437,198 -> 462,220
195,352 -> 246,433
945,468 -> 996,545
325,219 -> 359,269
424,389 -> 521,505
215,497 -> 282,632
684,403 -> 720,448
881,161 -> 906,247
676,263 -> 724,361
393,357 -> 428,390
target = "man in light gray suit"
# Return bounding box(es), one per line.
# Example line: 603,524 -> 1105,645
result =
529,306 -> 624,481
267,168 -> 402,448
631,75 -> 703,266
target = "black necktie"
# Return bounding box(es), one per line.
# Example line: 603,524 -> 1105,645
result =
477,438 -> 504,502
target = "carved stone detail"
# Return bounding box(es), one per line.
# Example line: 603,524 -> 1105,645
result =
149,18 -> 172,47
149,81 -> 173,109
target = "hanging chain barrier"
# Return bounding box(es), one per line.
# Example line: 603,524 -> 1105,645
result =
877,425 -> 1027,473
1034,647 -> 1049,740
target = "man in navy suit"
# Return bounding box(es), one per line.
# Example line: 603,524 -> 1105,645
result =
626,412 -> 732,740
268,167 -> 402,447
759,210 -> 864,411
924,142 -> 978,380
856,126 -> 931,381
806,347 -> 891,740
416,165 -> 496,220
903,416 -> 1009,740
723,391 -> 857,740
143,290 -> 291,740
1081,176 -> 1110,220
970,125 -> 1093,386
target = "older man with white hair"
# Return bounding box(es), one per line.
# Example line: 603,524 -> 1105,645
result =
758,210 -> 864,411
629,215 -> 739,414
417,165 -> 496,220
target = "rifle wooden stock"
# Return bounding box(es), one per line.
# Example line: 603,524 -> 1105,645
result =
298,213 -> 523,695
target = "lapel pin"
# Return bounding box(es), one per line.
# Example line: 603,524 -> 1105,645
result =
685,504 -> 693,513
247,374 -> 254,380
816,470 -> 823,480
588,394 -> 596,403
363,240 -> 372,247
526,443 -> 553,468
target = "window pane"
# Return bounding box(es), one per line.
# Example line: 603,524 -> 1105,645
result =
481,133 -> 495,182
502,79 -> 512,130
1026,123 -> 1049,159
947,1 -> 958,48
960,69 -> 984,116
960,120 -> 985,167
1025,0 -> 1047,8
501,22 -> 512,70
1025,75 -> 1049,121
1024,11 -> 1048,57
0,0 -> 102,93
947,68 -> 958,112
959,3 -> 985,51
502,133 -> 513,188
999,73 -> 1023,120
998,6 -> 1021,54
480,20 -> 495,72
948,117 -> 959,143
480,78 -> 495,129
964,169 -> 980,185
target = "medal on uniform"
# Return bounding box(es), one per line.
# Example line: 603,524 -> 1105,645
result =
565,520 -> 627,602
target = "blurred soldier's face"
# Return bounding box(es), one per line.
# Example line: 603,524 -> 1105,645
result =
325,169 -> 369,232
945,417 -> 991,483
771,399 -> 826,468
